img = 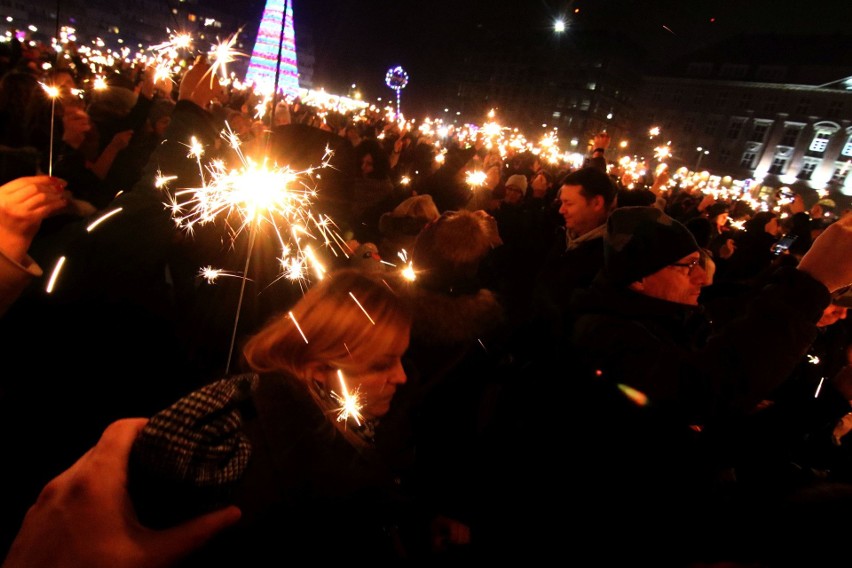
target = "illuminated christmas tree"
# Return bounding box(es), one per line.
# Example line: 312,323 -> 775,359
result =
245,0 -> 299,95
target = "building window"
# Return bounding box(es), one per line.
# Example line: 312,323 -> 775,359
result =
780,125 -> 801,147
716,91 -> 729,107
720,64 -> 748,79
842,136 -> 852,157
704,117 -> 720,136
796,98 -> 810,115
769,155 -> 789,175
739,92 -> 752,110
763,95 -> 779,114
727,118 -> 745,140
797,160 -> 819,180
756,65 -> 785,82
719,148 -> 731,164
672,89 -> 683,104
687,62 -> 712,77
750,123 -> 770,143
832,161 -> 851,184
827,100 -> 843,119
809,131 -> 833,153
683,114 -> 696,134
741,150 -> 758,169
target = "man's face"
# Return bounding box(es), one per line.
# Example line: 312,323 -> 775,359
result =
630,251 -> 708,306
558,184 -> 606,237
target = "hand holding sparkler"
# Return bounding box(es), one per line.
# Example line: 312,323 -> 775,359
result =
0,175 -> 68,265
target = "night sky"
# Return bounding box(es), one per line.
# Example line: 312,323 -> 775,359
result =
229,0 -> 852,113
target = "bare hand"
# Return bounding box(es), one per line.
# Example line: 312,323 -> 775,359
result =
1,419 -> 241,568
178,55 -> 223,110
718,238 -> 737,259
109,130 -> 135,152
593,131 -> 611,150
0,176 -> 68,263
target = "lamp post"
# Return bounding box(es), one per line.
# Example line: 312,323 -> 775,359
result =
695,147 -> 710,170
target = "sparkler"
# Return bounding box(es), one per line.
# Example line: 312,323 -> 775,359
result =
207,30 -> 245,86
160,126 -> 343,373
332,370 -> 363,426
40,82 -> 60,176
45,255 -> 66,293
198,266 -> 242,284
86,207 -> 123,232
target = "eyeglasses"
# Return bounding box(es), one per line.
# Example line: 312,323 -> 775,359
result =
669,257 -> 702,276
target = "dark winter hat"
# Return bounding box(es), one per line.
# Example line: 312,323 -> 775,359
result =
704,202 -> 729,219
604,206 -> 700,285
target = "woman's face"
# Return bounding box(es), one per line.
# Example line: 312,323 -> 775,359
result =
344,330 -> 409,419
360,154 -> 374,176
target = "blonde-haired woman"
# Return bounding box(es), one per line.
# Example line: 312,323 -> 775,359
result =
128,268 -> 414,565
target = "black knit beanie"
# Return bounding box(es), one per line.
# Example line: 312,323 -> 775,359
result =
604,206 -> 700,285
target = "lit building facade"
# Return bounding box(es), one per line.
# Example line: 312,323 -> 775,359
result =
634,35 -> 852,196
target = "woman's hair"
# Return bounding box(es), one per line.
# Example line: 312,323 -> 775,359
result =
243,268 -> 411,381
355,138 -> 391,179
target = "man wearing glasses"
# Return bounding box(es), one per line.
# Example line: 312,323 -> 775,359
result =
564,206 -> 852,564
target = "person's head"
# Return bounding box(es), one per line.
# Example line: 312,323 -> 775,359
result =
604,206 -> 709,306
504,174 -> 528,205
243,269 -> 411,421
412,210 -> 500,294
148,98 -> 175,138
530,170 -> 552,198
744,211 -> 780,238
811,198 -> 837,222
705,202 -> 729,229
558,167 -> 618,237
355,139 -> 390,179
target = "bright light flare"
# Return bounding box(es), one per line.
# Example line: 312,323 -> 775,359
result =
86,207 -> 123,232
332,370 -> 364,426
45,256 -> 66,293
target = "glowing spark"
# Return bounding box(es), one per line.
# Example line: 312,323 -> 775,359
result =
155,173 -> 178,188
289,310 -> 309,343
207,30 -> 246,82
93,75 -> 107,90
401,262 -> 416,282
808,354 -> 820,365
164,130 -> 343,288
349,292 -> 375,325
400,176 -> 411,186
815,377 -> 826,398
40,82 -> 60,98
86,207 -> 123,232
333,370 -> 363,426
654,145 -> 672,161
662,24 -> 676,35
198,265 -> 241,283
649,126 -> 660,137
466,170 -> 487,188
617,383 -> 649,407
45,256 -> 66,293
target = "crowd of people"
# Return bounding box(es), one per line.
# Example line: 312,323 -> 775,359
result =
1,35 -> 852,567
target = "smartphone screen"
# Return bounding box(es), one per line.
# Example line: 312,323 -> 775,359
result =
772,234 -> 797,255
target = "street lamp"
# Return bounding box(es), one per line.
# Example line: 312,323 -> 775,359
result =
695,147 -> 710,170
